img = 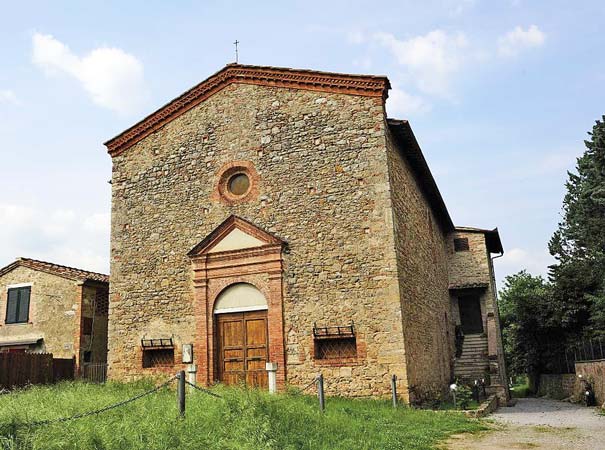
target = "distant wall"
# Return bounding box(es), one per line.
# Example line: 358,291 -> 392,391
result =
538,374 -> 577,400
539,360 -> 605,406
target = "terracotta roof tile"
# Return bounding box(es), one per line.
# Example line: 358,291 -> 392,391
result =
0,257 -> 109,283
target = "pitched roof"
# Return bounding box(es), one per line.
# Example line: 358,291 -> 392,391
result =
0,257 -> 109,284
105,63 -> 391,157
387,119 -> 455,233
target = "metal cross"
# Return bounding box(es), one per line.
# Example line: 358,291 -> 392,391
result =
233,40 -> 239,63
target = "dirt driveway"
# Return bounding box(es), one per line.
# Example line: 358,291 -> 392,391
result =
447,398 -> 605,449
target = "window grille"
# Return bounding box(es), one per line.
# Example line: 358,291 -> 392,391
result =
315,337 -> 357,359
313,322 -> 357,360
142,348 -> 174,368
454,238 -> 470,252
141,337 -> 174,368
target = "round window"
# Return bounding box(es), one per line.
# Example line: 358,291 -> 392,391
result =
227,173 -> 250,196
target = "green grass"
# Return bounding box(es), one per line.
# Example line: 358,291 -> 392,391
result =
0,380 -> 484,450
510,378 -> 531,398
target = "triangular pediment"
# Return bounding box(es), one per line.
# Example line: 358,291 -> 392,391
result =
188,215 -> 284,256
104,64 -> 390,157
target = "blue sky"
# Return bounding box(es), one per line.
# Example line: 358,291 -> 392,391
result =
1,1 -> 604,287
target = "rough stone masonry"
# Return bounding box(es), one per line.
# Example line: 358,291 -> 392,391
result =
104,64 -> 508,403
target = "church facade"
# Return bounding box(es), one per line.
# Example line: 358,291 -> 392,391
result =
104,64 -> 507,403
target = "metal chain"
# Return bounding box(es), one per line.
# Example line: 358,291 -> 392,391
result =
18,375 -> 177,428
183,380 -> 222,398
291,376 -> 318,395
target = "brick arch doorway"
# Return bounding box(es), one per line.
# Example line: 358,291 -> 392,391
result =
188,215 -> 287,390
214,283 -> 269,387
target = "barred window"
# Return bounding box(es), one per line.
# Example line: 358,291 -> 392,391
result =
315,337 -> 357,360
142,348 -> 174,368
454,238 -> 470,252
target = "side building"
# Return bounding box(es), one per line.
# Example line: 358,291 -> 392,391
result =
0,258 -> 109,373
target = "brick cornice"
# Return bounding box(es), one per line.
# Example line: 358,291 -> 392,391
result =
104,64 -> 391,157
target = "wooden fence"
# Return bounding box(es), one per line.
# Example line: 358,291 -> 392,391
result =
0,353 -> 75,390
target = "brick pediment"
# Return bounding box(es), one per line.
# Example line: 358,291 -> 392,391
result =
187,215 -> 284,257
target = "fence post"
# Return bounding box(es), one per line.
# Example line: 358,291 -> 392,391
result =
187,364 -> 197,393
317,373 -> 325,413
391,374 -> 398,408
177,370 -> 186,417
266,362 -> 278,394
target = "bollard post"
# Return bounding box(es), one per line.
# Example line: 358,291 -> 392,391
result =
187,364 -> 197,393
266,362 -> 278,394
391,374 -> 398,408
177,370 -> 186,417
317,373 -> 325,413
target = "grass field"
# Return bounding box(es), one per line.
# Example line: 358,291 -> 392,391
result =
0,380 -> 484,450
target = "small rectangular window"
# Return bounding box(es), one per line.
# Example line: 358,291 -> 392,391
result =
5,286 -> 31,324
142,348 -> 174,368
315,337 -> 357,360
454,238 -> 470,252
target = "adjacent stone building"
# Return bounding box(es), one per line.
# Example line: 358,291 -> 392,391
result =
104,64 -> 508,403
0,258 -> 109,371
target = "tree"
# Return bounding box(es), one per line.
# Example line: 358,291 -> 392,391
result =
549,115 -> 605,339
499,271 -> 554,391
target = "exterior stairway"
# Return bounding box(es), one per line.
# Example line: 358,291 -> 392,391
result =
454,333 -> 489,382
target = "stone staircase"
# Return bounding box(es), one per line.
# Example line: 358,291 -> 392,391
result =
454,333 -> 489,382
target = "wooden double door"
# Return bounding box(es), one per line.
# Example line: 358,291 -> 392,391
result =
216,310 -> 269,388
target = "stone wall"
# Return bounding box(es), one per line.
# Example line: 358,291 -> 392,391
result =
385,128 -> 453,403
0,266 -> 79,358
576,360 -> 605,406
108,82 -> 409,398
448,231 -> 491,287
538,374 -> 578,400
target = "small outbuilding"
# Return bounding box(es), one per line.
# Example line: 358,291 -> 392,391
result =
0,257 -> 109,373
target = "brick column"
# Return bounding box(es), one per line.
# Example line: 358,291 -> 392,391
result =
73,282 -> 85,376
268,270 -> 286,389
191,256 -> 210,386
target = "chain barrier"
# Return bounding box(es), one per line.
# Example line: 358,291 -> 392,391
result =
183,380 -> 223,398
14,375 -> 177,429
291,376 -> 318,396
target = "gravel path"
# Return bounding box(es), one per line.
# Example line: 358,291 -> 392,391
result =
447,398 -> 605,449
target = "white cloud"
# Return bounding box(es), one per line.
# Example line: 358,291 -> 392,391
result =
498,25 -> 546,57
374,30 -> 468,98
386,86 -> 431,117
495,247 -> 555,283
0,89 -> 20,105
31,32 -> 149,116
0,203 -> 109,274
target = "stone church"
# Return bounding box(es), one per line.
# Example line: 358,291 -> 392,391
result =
104,64 -> 508,403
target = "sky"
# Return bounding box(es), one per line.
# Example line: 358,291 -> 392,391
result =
1,0 -> 604,288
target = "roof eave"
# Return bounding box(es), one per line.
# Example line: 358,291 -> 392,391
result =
387,119 -> 455,233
